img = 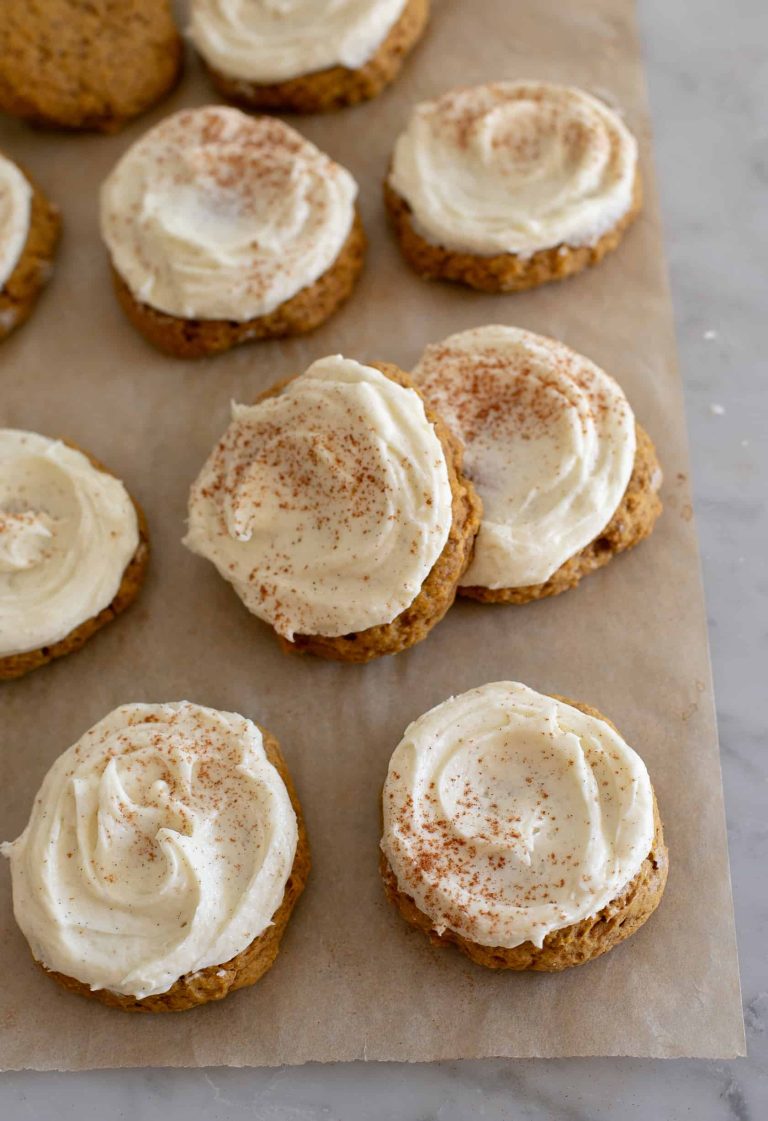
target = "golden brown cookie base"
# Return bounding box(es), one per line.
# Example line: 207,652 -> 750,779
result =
0,445 -> 149,681
205,0 -> 429,113
36,730 -> 310,1011
384,172 -> 642,292
111,210 -> 367,359
268,362 -> 482,663
0,1 -> 182,132
0,161 -> 60,342
381,697 -> 669,972
460,424 -> 663,604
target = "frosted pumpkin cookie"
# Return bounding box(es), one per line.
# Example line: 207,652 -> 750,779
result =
190,0 -> 430,113
386,81 -> 641,291
100,107 -> 365,359
184,355 -> 481,662
412,325 -> 662,603
0,0 -> 182,132
0,152 -> 60,342
381,682 -> 668,971
0,430 -> 148,680
2,701 -> 309,1011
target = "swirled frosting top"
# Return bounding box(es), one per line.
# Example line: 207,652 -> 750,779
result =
412,325 -> 636,590
100,106 -> 358,321
0,430 -> 139,657
2,702 -> 299,998
190,0 -> 408,83
184,355 -> 453,640
381,682 -> 655,949
389,81 -> 638,257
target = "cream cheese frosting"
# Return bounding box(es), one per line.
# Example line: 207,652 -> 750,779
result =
184,355 -> 453,640
189,0 -> 408,84
2,702 -> 299,999
0,430 -> 139,657
381,681 -> 655,949
389,81 -> 638,257
412,325 -> 635,590
0,152 -> 32,288
100,106 -> 358,321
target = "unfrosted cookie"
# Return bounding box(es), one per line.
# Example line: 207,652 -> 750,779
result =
386,81 -> 641,291
3,702 -> 309,1012
381,682 -> 668,971
184,356 -> 481,662
0,0 -> 182,132
412,325 -> 662,603
0,431 -> 149,680
0,152 -> 60,342
191,0 -> 430,113
101,107 -> 366,358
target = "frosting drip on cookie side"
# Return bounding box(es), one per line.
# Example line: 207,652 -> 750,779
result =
190,0 -> 408,83
100,106 -> 357,321
381,682 -> 655,949
184,355 -> 453,639
0,153 -> 32,287
0,430 -> 139,656
389,82 -> 638,257
412,325 -> 636,589
2,702 -> 299,999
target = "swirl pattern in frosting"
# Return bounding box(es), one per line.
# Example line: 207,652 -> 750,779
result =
389,81 -> 638,257
382,682 -> 655,949
190,0 -> 408,83
412,325 -> 636,590
100,106 -> 358,321
0,152 -> 32,288
2,702 -> 299,999
0,430 -> 139,657
184,355 -> 453,640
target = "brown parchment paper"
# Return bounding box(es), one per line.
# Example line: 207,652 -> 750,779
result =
0,0 -> 744,1068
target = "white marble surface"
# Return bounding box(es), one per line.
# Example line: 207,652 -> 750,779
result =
1,0 -> 766,1115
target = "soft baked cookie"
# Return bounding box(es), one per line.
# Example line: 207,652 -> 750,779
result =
0,152 -> 60,342
381,682 -> 668,971
0,0 -> 182,132
184,355 -> 481,662
0,431 -> 149,680
191,0 -> 430,113
3,702 -> 309,1011
386,81 -> 641,291
101,107 -> 366,358
412,325 -> 662,603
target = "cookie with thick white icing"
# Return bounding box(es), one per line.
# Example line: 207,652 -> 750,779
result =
191,0 -> 430,113
0,431 -> 148,680
184,356 -> 481,661
381,682 -> 668,970
412,325 -> 662,603
3,702 -> 309,1011
0,152 -> 59,343
101,107 -> 366,358
386,81 -> 642,291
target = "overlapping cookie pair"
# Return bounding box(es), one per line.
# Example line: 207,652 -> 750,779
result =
3,680 -> 667,1011
0,324 -> 662,676
183,329 -> 662,663
1,199 -> 655,679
